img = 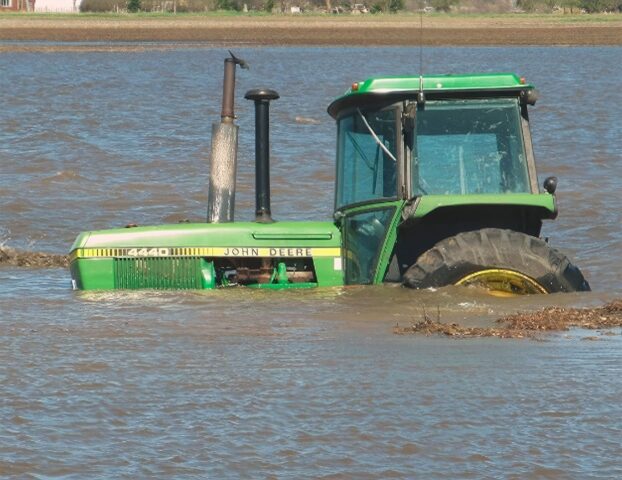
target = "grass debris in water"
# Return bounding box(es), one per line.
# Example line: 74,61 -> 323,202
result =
394,302 -> 622,339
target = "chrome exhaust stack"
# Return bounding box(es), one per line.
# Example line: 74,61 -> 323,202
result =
207,52 -> 248,223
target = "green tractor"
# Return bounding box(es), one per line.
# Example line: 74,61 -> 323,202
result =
69,56 -> 590,294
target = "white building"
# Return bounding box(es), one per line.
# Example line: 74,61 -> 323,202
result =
35,0 -> 81,12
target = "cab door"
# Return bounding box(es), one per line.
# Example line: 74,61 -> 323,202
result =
334,106 -> 405,284
340,202 -> 403,284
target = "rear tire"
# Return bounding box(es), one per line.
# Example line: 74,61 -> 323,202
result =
402,228 -> 590,294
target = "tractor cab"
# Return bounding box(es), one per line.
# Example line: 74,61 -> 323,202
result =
328,74 -> 563,288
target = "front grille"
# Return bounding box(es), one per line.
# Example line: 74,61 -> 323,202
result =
114,257 -> 203,290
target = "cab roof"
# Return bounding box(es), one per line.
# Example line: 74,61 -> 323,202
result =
328,73 -> 535,118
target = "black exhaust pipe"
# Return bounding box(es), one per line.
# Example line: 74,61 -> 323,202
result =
244,88 -> 279,223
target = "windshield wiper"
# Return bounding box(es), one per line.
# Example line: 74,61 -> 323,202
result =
356,108 -> 397,163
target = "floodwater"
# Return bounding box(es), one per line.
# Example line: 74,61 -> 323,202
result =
1,45 -> 622,478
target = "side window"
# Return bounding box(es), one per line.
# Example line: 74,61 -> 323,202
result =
413,99 -> 531,195
336,109 -> 398,209
343,207 -> 395,285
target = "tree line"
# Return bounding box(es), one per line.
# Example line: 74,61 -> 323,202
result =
80,0 -> 622,14
518,0 -> 622,12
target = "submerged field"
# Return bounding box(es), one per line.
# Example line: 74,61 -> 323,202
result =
1,12 -> 622,47
2,39 -> 622,477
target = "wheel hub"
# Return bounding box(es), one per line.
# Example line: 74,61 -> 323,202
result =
455,269 -> 548,296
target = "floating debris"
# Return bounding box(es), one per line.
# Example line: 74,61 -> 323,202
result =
499,301 -> 622,331
0,247 -> 68,268
394,302 -> 622,339
294,116 -> 321,125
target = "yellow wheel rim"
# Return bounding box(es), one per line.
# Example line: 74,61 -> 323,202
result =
455,269 -> 548,296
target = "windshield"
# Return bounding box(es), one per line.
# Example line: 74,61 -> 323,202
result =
412,99 -> 531,196
336,108 -> 398,209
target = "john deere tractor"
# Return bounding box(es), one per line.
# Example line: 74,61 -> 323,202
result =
69,56 -> 590,294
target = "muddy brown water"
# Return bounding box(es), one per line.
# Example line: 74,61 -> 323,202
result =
1,45 -> 622,477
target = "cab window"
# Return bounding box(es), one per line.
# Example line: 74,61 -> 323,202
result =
412,99 -> 531,196
336,108 -> 398,209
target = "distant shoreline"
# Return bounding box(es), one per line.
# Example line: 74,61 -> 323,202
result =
1,13 -> 622,50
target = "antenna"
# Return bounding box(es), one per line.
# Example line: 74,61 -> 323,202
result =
417,6 -> 426,105
419,7 -> 424,76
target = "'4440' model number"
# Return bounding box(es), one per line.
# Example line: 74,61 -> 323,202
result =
126,248 -> 170,257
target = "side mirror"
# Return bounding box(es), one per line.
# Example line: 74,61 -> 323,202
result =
543,176 -> 557,194
520,88 -> 539,106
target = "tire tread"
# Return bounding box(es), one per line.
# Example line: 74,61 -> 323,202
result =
402,228 -> 590,293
